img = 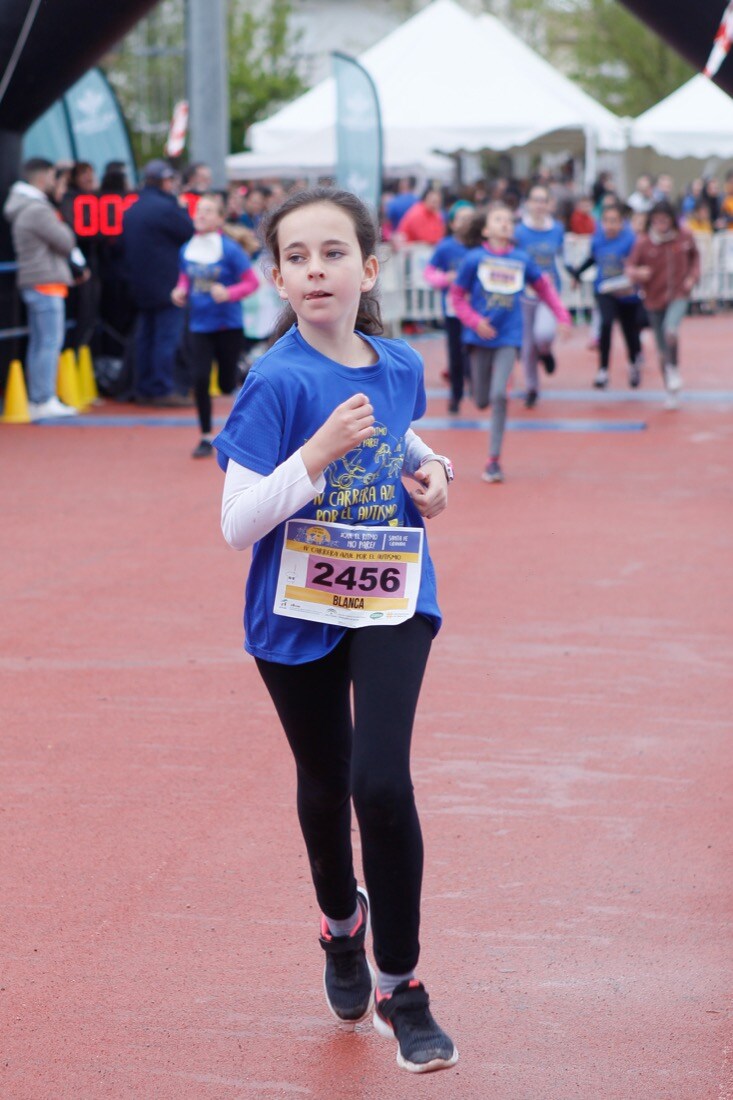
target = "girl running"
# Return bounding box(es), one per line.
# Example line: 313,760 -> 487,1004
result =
626,200 -> 700,409
567,202 -> 642,391
171,193 -> 259,458
450,202 -> 571,483
514,183 -> 567,408
424,202 -> 474,414
213,188 -> 458,1074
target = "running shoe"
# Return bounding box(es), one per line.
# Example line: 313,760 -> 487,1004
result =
374,980 -> 459,1073
192,439 -> 214,458
664,391 -> 680,411
628,359 -> 642,388
665,365 -> 682,392
481,459 -> 504,483
593,368 -> 609,389
540,352 -> 556,375
319,887 -> 375,1027
524,388 -> 538,409
28,397 -> 77,421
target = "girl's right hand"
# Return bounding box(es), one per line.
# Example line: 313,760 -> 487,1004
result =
171,286 -> 187,307
301,394 -> 375,481
476,319 -> 497,341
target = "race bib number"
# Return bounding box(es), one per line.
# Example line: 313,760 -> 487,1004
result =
275,520 -> 423,628
478,258 -> 525,296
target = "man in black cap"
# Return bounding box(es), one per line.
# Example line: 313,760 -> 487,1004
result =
122,159 -> 194,404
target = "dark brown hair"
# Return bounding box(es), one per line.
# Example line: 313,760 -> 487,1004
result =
464,201 -> 512,248
262,187 -> 383,340
600,200 -> 625,219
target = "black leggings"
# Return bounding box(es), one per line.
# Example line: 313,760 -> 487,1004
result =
597,293 -> 641,370
255,614 -> 433,975
445,315 -> 469,403
189,328 -> 243,434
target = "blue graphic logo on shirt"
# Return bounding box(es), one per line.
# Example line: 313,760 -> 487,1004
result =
313,421 -> 405,525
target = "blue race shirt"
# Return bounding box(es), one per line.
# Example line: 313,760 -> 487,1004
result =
429,235 -> 469,316
387,192 -> 418,229
454,244 -> 543,348
213,325 -> 441,664
590,225 -> 638,300
180,233 -> 251,333
514,219 -> 565,290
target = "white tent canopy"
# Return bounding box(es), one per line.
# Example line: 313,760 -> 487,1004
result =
239,0 -> 626,179
475,14 -> 626,154
226,129 -> 455,182
630,75 -> 733,159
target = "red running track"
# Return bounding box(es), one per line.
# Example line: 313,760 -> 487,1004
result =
1,317 -> 732,1098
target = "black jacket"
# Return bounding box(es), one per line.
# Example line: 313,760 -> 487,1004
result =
122,186 -> 193,309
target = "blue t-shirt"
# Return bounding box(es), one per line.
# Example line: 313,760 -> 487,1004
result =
179,233 -> 251,333
429,235 -> 469,316
513,219 -> 565,290
213,325 -> 441,664
590,225 -> 638,300
454,244 -> 543,348
387,192 -> 418,229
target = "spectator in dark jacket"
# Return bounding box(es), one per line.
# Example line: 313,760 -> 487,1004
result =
122,159 -> 193,404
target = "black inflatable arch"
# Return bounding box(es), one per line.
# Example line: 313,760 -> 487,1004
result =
0,0 -> 162,133
618,0 -> 733,96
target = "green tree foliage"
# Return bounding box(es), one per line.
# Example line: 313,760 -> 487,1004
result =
228,0 -> 306,151
104,0 -> 305,161
555,0 -> 694,116
483,0 -> 694,116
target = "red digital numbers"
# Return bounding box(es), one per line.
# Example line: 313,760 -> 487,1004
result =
73,193 -> 139,237
72,192 -> 199,237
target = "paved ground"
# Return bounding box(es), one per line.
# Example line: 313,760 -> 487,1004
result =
1,315 -> 732,1098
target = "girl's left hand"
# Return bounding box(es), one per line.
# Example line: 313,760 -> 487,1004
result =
210,283 -> 230,303
410,462 -> 449,519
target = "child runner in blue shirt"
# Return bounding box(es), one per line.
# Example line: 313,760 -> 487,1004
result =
424,202 -> 474,414
514,183 -> 567,408
567,201 -> 642,390
451,202 -> 571,483
214,188 -> 458,1074
172,193 -> 259,458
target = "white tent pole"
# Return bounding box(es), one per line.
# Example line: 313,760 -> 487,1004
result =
584,126 -> 598,189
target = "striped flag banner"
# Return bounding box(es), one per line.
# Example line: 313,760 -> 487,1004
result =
704,1 -> 733,77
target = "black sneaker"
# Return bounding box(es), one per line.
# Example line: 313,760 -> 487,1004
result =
524,388 -> 538,409
374,980 -> 458,1073
481,458 -> 504,483
540,352 -> 556,375
628,359 -> 642,388
319,887 -> 375,1027
192,439 -> 214,459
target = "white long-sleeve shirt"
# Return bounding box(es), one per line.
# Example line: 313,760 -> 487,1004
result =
221,428 -> 439,551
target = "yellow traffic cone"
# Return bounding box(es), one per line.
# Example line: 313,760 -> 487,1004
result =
57,348 -> 83,409
209,362 -> 222,396
2,359 -> 31,424
78,345 -> 100,407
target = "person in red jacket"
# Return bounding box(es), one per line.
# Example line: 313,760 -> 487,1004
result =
568,195 -> 596,236
626,201 -> 700,409
395,186 -> 446,245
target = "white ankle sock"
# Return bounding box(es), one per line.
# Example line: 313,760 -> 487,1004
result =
325,903 -> 359,937
377,970 -> 415,997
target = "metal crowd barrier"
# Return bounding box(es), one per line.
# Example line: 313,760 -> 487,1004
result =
379,233 -> 733,326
